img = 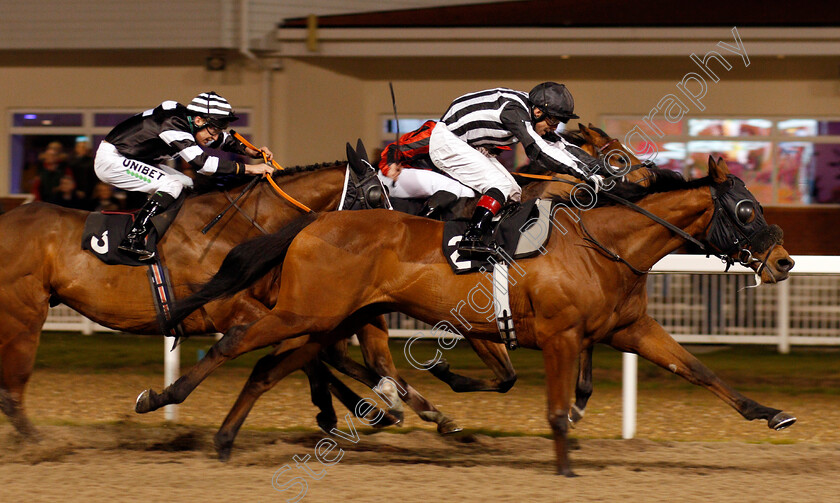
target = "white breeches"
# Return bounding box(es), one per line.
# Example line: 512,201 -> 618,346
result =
428,122 -> 521,202
377,168 -> 476,199
94,141 -> 193,199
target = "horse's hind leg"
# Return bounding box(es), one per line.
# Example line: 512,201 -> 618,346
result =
428,338 -> 517,393
607,315 -> 795,430
570,346 -> 594,425
303,356 -> 399,433
356,318 -> 461,434
214,341 -> 324,461
320,335 -> 405,424
0,331 -> 43,440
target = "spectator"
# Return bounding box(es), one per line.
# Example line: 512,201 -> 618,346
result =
47,175 -> 88,210
32,141 -> 69,202
88,182 -> 124,212
68,139 -> 97,201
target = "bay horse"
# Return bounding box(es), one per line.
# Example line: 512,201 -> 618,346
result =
0,156 -> 464,439
144,156 -> 796,474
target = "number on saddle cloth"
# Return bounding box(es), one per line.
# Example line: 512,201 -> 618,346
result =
81,196 -> 185,266
442,199 -> 553,274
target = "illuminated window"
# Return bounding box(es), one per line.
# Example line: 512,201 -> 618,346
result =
604,116 -> 840,205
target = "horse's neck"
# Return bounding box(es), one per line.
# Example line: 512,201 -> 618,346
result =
245,166 -> 346,222
588,187 -> 714,273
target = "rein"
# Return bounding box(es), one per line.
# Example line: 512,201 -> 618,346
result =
201,132 -> 315,234
547,176 -> 710,275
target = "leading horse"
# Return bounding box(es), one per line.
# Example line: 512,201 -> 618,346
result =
147,157 -> 796,474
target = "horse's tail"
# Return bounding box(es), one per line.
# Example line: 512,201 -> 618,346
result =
166,212 -> 319,329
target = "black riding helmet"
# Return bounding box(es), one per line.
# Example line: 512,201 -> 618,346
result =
528,82 -> 579,124
186,91 -> 239,130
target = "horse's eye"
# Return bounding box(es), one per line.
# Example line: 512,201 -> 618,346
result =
735,200 -> 756,224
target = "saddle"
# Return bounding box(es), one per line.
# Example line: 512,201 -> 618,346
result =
81,195 -> 185,266
443,199 -> 553,274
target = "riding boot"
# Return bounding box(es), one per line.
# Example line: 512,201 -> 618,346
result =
457,191 -> 503,259
118,193 -> 171,261
419,190 -> 458,220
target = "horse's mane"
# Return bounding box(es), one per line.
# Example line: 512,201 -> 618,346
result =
190,160 -> 344,195
557,130 -> 586,147
550,167 -> 713,209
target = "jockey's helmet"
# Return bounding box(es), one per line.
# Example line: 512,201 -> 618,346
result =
187,91 -> 239,130
528,82 -> 579,124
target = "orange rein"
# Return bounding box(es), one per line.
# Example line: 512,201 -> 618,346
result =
232,131 -> 313,214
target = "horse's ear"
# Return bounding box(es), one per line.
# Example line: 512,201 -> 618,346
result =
355,139 -> 369,164
708,155 -> 730,183
578,123 -> 587,132
346,142 -> 360,166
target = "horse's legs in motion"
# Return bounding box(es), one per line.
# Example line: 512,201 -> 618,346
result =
135,313 -> 309,413
214,340 -> 325,461
319,334 -> 404,424
355,317 -> 462,434
541,330 -> 582,477
303,353 -> 400,433
428,338 -> 517,393
570,345 -> 594,425
606,315 -> 796,429
0,332 -> 42,440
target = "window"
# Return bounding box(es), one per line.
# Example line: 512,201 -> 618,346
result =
604,116 -> 840,205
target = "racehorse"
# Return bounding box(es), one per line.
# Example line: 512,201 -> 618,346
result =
0,154 -> 462,439
146,156 -> 796,475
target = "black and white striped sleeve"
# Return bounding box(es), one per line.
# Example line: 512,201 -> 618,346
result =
157,117 -> 243,176
500,105 -> 590,180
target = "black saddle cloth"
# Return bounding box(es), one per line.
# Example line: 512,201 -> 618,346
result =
81,196 -> 184,266
442,199 -> 550,274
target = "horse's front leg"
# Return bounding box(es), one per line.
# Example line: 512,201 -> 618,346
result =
135,314 -> 306,414
213,340 -> 324,461
605,315 -> 796,430
428,337 -> 517,393
540,329 -> 582,477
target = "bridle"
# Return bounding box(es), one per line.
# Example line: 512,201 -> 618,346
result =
550,174 -> 782,279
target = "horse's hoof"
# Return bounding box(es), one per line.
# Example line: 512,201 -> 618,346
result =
388,409 -> 404,426
316,412 -> 337,435
214,437 -> 232,462
437,418 -> 463,435
769,411 -> 796,431
569,405 -> 585,426
558,466 -> 578,477
135,389 -> 153,414
427,359 -> 450,376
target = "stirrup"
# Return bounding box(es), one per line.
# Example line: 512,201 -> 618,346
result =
118,237 -> 155,261
457,238 -> 498,259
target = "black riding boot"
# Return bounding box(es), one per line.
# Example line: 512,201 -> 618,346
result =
118,193 -> 171,261
457,192 -> 503,259
419,190 -> 459,220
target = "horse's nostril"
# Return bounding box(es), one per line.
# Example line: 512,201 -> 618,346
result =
776,257 -> 794,273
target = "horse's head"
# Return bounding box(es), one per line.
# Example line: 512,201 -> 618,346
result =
704,156 -> 794,283
577,123 -> 652,185
340,140 -> 391,210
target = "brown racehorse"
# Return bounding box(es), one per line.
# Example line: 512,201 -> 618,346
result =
0,158 -> 464,439
147,156 -> 796,475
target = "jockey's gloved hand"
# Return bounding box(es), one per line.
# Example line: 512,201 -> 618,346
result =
588,174 -> 605,193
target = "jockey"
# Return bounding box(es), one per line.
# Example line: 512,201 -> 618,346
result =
378,120 -> 476,219
430,82 -> 604,258
94,91 -> 274,260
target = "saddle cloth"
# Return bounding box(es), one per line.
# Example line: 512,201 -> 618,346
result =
443,199 -> 553,274
81,196 -> 184,266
